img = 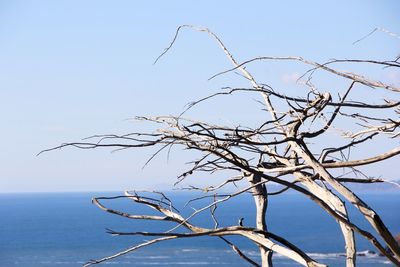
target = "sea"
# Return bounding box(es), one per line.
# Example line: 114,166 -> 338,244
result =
0,191 -> 399,267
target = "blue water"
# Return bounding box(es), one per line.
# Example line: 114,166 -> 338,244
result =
0,192 -> 399,266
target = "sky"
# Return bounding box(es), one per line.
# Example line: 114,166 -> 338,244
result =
0,0 -> 399,192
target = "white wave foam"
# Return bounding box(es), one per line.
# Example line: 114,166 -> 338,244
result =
275,250 -> 385,261
308,252 -> 345,259
356,250 -> 379,258
125,255 -> 170,259
181,249 -> 200,252
135,261 -> 226,265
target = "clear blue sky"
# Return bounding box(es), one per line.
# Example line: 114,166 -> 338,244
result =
1,0 -> 399,192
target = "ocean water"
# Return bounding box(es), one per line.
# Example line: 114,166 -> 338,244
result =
0,191 -> 399,266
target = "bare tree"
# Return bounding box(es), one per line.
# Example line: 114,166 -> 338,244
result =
43,26 -> 400,267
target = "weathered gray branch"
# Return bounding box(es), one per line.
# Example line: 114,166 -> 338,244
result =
44,25 -> 400,267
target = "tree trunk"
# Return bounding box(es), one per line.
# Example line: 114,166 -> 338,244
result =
300,178 -> 356,266
248,173 -> 273,267
291,141 -> 400,263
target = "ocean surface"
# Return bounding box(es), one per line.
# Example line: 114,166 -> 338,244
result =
0,191 -> 399,266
